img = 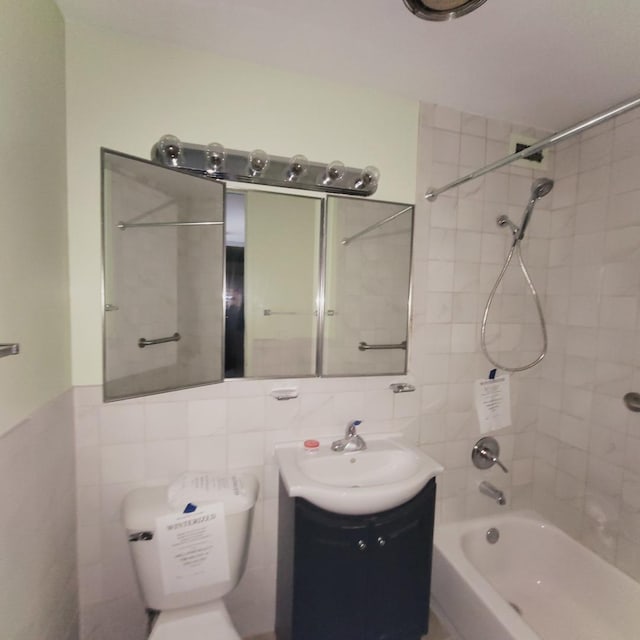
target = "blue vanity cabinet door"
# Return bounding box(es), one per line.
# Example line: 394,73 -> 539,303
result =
366,479 -> 435,640
275,479 -> 436,640
292,503 -> 369,640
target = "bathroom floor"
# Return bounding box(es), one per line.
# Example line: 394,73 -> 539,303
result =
243,610 -> 454,640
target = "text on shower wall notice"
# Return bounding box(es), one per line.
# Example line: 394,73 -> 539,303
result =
155,501 -> 230,594
474,374 -> 511,433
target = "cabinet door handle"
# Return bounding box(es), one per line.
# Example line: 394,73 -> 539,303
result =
377,536 -> 386,547
357,539 -> 367,551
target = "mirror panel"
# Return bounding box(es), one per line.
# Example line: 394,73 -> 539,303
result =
225,190 -> 321,378
102,150 -> 225,401
102,150 -> 414,397
322,197 -> 413,376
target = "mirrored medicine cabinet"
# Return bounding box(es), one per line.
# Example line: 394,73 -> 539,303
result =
102,149 -> 414,401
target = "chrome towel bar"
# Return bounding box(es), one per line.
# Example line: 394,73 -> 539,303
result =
138,333 -> 181,348
358,341 -> 407,351
118,220 -> 223,230
0,343 -> 20,358
263,309 -> 336,316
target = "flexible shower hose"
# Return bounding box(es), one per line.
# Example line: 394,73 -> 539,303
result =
480,239 -> 547,372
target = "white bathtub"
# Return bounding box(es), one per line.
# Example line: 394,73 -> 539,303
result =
431,510 -> 640,640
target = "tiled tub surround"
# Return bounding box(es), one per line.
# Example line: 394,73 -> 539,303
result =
417,102 -> 640,592
415,102 -> 555,526
531,108 -> 640,578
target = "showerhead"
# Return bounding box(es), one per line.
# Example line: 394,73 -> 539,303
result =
531,177 -> 554,200
499,178 -> 555,243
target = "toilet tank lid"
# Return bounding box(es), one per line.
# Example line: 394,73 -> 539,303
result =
122,473 -> 259,532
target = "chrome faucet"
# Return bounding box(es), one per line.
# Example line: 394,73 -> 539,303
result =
331,420 -> 367,452
479,481 -> 506,506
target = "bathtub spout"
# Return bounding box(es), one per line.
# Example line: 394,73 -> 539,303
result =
479,481 -> 506,506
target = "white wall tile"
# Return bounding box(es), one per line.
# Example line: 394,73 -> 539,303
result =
228,432 -> 266,468
187,398 -> 227,436
144,401 -> 188,440
144,439 -> 188,482
187,435 -> 227,471
227,396 -> 266,432
100,443 -> 145,484
99,403 -> 145,444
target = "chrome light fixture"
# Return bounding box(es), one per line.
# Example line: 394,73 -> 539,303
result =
150,136 -> 380,196
354,166 -> 380,190
321,160 -> 345,185
286,154 -> 308,182
403,0 -> 488,21
158,134 -> 183,167
248,149 -> 269,176
205,142 -> 225,173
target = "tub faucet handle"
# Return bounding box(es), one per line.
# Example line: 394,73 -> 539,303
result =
486,450 -> 508,473
472,436 -> 509,473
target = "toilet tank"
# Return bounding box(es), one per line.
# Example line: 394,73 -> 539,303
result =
123,473 -> 259,611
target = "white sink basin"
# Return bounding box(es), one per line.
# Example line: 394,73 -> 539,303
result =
275,435 -> 443,515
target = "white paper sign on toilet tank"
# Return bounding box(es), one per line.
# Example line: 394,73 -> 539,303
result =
155,502 -> 230,594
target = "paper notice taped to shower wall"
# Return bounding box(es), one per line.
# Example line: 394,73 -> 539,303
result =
474,374 -> 511,433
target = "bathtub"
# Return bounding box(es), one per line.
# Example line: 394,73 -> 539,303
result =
431,510 -> 640,640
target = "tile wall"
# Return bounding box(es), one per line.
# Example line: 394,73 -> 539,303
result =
74,377 -> 416,640
414,103 -> 554,522
532,107 -> 640,579
75,101 -> 558,640
0,392 -> 77,640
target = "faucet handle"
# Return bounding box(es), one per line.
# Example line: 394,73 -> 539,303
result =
472,436 -> 509,473
346,419 -> 362,436
487,452 -> 509,473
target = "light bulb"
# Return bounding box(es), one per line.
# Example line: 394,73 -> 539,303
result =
322,160 -> 345,185
286,154 -> 308,182
206,142 -> 225,173
158,134 -> 183,167
354,165 -> 380,190
248,149 -> 269,176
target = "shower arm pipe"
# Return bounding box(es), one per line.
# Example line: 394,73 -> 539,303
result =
341,205 -> 412,245
425,93 -> 640,202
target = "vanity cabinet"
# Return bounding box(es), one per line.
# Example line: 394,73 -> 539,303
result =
275,479 -> 436,640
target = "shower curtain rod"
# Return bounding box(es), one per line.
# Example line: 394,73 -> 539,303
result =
425,92 -> 640,202
341,205 -> 412,245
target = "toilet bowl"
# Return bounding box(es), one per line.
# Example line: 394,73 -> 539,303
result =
122,473 -> 259,639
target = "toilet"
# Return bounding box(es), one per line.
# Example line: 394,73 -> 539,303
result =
122,473 -> 259,639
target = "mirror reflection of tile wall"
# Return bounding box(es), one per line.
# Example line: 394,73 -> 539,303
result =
103,152 -> 225,400
105,168 -> 180,386
323,198 -> 413,376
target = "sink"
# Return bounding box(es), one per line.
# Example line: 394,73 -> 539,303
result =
275,435 -> 443,515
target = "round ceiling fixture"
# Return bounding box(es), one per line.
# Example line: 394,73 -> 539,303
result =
403,0 -> 488,21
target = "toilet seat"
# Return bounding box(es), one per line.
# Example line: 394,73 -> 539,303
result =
149,600 -> 241,640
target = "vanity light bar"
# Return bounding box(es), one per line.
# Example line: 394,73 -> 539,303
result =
151,135 -> 380,197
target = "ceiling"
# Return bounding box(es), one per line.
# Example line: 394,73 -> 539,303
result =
54,0 -> 640,131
